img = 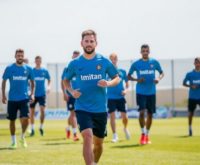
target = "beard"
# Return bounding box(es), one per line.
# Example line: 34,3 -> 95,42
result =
16,59 -> 24,65
83,47 -> 95,54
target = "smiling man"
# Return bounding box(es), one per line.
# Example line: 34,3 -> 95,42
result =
63,30 -> 120,165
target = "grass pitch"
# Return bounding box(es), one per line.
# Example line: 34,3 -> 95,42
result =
0,118 -> 199,165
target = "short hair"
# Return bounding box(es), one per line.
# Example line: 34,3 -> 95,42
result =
73,50 -> 80,55
15,49 -> 24,55
195,57 -> 200,63
141,44 -> 150,50
109,53 -> 118,59
81,29 -> 97,40
35,55 -> 42,60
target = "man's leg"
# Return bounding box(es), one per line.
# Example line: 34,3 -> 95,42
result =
188,111 -> 194,136
121,112 -> 130,139
10,120 -> 17,147
93,136 -> 104,164
139,110 -> 146,145
188,99 -> 196,136
81,128 -> 94,165
70,110 -> 79,140
110,111 -> 118,142
30,107 -> 35,136
39,106 -> 45,136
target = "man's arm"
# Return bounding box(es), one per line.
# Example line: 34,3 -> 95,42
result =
128,74 -> 145,83
61,79 -> 69,101
1,80 -> 7,104
63,79 -> 81,98
30,80 -> 35,101
98,75 -> 120,87
154,72 -> 164,84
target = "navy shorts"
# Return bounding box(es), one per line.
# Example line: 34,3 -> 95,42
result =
188,99 -> 200,112
75,110 -> 107,138
136,94 -> 156,114
30,96 -> 46,108
67,97 -> 75,111
7,99 -> 29,120
107,98 -> 126,113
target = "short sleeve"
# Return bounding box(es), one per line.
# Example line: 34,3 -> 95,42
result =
28,67 -> 34,80
63,61 -> 76,81
128,63 -> 136,75
2,66 -> 10,80
183,73 -> 190,85
155,60 -> 163,74
45,70 -> 51,80
106,60 -> 118,79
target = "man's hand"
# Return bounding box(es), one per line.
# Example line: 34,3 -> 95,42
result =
154,79 -> 159,84
137,78 -> 145,83
29,94 -> 35,104
191,85 -> 198,89
46,86 -> 51,94
63,93 -> 69,101
71,89 -> 82,99
121,90 -> 127,96
2,95 -> 7,104
97,79 -> 109,87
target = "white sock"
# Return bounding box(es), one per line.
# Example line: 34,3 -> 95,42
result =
113,133 -> 118,139
72,128 -> 77,134
11,135 -> 16,144
31,124 -> 35,130
66,126 -> 70,131
21,133 -> 25,139
40,124 -> 44,129
141,127 -> 146,134
146,129 -> 149,135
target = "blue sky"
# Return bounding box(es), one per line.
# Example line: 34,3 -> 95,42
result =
0,0 -> 200,63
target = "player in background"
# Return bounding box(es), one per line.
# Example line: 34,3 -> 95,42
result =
128,44 -> 164,145
107,53 -> 130,142
183,57 -> 200,136
2,49 -> 35,149
29,56 -> 51,136
61,50 -> 80,141
63,30 -> 120,165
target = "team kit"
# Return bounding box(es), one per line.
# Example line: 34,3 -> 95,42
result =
2,30 -> 200,165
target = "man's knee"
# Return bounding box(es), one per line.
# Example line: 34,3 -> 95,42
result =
139,110 -> 145,118
82,129 -> 93,141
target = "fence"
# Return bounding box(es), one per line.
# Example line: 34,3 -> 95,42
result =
0,58 -> 194,112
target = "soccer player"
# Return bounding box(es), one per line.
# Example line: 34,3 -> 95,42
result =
61,50 -> 80,141
183,57 -> 200,136
63,30 -> 120,165
128,44 -> 164,145
107,53 -> 130,142
1,49 -> 35,149
29,56 -> 51,136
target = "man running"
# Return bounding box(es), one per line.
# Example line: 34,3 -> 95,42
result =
63,30 -> 120,165
107,53 -> 130,142
2,49 -> 35,149
128,44 -> 164,145
183,57 -> 200,136
29,56 -> 51,136
61,50 -> 80,141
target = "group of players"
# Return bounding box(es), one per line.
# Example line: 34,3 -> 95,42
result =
1,29 -> 200,165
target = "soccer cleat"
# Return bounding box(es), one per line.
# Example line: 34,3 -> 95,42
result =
124,128 -> 131,140
111,135 -> 119,143
30,129 -> 35,137
140,133 -> 146,145
9,143 -> 17,149
145,135 -> 151,144
39,128 -> 44,136
20,138 -> 28,148
66,130 -> 71,139
189,129 -> 193,136
73,134 -> 80,141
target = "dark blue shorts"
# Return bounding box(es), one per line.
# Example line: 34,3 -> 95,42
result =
7,99 -> 29,120
107,98 -> 126,113
188,99 -> 200,112
75,110 -> 107,138
30,96 -> 46,108
67,97 -> 75,111
136,94 -> 156,114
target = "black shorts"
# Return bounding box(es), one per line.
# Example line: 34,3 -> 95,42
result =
67,97 -> 75,111
136,94 -> 156,114
30,96 -> 46,108
188,99 -> 200,112
7,99 -> 29,120
75,110 -> 107,138
107,98 -> 126,113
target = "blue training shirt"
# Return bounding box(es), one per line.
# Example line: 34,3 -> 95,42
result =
183,70 -> 200,100
33,67 -> 50,97
2,63 -> 34,101
61,67 -> 78,97
63,54 -> 118,113
107,68 -> 128,99
128,58 -> 163,95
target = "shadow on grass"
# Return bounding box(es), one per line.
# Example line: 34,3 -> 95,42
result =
0,147 -> 9,150
39,137 -> 66,141
111,143 -> 141,149
175,135 -> 190,138
44,141 -> 81,146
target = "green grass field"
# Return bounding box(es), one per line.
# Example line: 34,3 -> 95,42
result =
0,118 -> 200,165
